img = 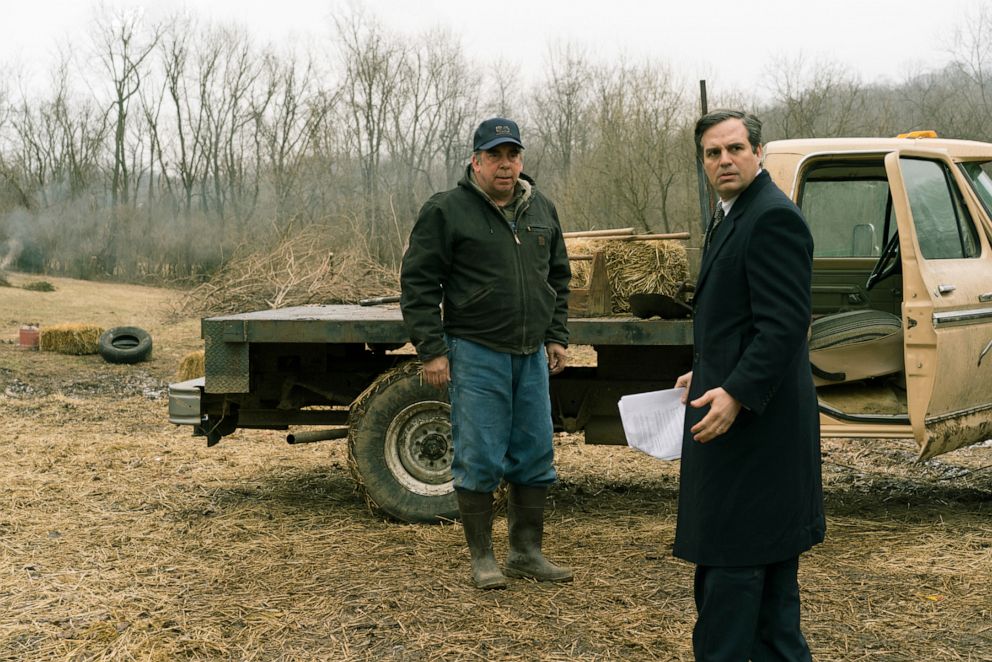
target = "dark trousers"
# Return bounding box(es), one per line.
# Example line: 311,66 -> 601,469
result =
692,556 -> 811,662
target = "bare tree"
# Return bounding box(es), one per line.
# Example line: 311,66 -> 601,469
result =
336,9 -> 406,259
434,59 -> 479,192
197,26 -> 265,224
151,14 -> 209,216
256,50 -> 333,222
946,4 -> 992,141
484,57 -> 520,119
763,54 -> 867,138
531,43 -> 593,182
386,29 -> 477,226
0,74 -> 34,211
560,61 -> 690,234
48,59 -> 107,199
93,6 -> 161,207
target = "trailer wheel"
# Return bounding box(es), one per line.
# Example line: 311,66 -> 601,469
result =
348,361 -> 458,523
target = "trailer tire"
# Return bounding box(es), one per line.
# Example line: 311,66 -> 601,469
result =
98,326 -> 153,364
348,361 -> 458,523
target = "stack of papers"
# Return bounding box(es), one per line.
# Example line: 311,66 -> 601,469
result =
618,388 -> 686,461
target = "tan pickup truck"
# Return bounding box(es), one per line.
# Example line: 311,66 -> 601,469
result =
764,133 -> 992,460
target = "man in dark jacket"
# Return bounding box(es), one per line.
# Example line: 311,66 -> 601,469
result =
673,110 -> 825,660
400,117 -> 572,589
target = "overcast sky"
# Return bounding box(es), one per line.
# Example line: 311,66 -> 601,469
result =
0,0 -> 982,98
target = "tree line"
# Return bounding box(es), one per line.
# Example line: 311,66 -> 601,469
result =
1,5 -> 990,283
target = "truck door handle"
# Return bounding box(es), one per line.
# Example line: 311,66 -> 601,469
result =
937,284 -> 956,295
980,292 -> 992,303
980,339 -> 992,367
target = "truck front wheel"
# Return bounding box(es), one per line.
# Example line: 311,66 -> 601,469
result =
348,361 -> 458,523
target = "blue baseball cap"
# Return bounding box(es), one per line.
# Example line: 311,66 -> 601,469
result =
473,117 -> 524,151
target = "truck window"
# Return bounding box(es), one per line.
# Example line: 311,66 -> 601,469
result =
798,163 -> 893,257
958,161 -> 992,220
900,158 -> 980,260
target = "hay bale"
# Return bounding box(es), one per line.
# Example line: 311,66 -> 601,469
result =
38,323 -> 104,355
568,239 -> 689,313
177,350 -> 205,380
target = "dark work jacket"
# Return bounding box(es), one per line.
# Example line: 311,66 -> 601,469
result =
673,171 -> 825,567
400,167 -> 570,359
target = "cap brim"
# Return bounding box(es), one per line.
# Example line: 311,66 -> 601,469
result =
475,137 -> 524,151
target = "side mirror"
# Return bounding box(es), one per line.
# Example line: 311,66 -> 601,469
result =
851,223 -> 876,256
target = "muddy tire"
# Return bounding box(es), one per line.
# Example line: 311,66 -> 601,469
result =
98,326 -> 153,364
348,361 -> 458,523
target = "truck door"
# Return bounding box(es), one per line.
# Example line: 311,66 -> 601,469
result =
884,150 -> 992,459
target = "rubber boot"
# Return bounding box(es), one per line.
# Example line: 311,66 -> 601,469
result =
504,484 -> 573,582
456,489 -> 507,589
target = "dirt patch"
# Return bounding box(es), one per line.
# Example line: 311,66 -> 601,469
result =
1,274 -> 990,661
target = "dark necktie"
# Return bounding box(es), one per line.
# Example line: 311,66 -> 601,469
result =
704,206 -> 725,251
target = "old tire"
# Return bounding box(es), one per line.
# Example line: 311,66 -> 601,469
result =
348,361 -> 457,523
98,326 -> 153,364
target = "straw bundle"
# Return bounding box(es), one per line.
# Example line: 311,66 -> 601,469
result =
568,239 -> 689,313
38,323 -> 104,355
177,349 -> 205,380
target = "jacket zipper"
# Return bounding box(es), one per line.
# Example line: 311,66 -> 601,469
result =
481,189 -> 533,354
514,197 -> 532,352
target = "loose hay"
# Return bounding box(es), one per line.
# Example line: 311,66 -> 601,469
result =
37,323 -> 103,355
177,349 -> 205,380
568,239 -> 689,313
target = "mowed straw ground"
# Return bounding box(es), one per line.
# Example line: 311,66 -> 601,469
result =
1,273 -> 990,661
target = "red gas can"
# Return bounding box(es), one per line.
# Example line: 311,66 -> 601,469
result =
19,325 -> 39,349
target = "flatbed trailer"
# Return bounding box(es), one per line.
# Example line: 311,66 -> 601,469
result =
169,304 -> 693,522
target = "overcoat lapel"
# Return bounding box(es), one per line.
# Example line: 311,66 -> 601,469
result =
693,171 -> 772,298
694,211 -> 735,295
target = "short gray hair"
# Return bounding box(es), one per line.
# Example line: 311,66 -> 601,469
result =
694,110 -> 762,156
472,147 -> 524,163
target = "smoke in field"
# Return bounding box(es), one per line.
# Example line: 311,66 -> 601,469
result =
0,238 -> 21,270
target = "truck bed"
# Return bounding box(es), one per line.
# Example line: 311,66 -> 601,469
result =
202,304 -> 693,347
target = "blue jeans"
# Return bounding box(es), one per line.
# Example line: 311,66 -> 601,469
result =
446,336 -> 556,493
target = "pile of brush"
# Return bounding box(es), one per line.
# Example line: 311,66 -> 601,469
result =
179,225 -> 399,317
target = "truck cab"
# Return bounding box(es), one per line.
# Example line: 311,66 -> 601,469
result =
763,135 -> 992,460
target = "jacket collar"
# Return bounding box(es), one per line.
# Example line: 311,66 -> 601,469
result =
459,164 -> 535,210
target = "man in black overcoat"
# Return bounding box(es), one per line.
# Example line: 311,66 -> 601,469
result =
673,110 -> 825,661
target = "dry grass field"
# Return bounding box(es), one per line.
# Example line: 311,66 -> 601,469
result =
1,272 -> 990,661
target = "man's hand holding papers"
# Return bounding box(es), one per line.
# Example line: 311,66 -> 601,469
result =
618,387 -> 685,460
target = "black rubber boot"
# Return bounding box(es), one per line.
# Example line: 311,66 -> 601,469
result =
456,489 -> 507,589
504,484 -> 573,582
